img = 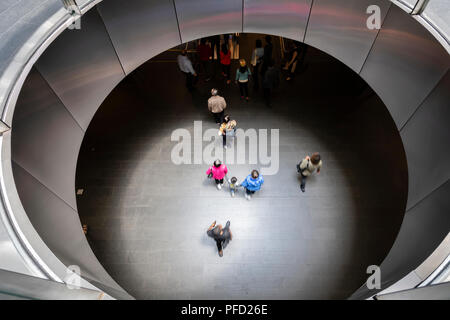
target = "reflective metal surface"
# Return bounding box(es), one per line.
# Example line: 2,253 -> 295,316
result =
97,0 -> 181,74
243,0 -> 312,41
11,162 -> 127,294
0,268 -> 105,300
174,0 -> 242,42
0,0 -> 449,300
11,67 -> 83,210
304,0 -> 391,73
401,71 -> 450,210
360,5 -> 450,129
0,216 -> 32,276
35,9 -> 125,131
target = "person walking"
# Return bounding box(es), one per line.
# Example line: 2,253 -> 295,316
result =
207,220 -> 232,257
235,59 -> 252,101
241,170 -> 264,200
206,159 -> 228,190
297,152 -> 322,192
177,50 -> 197,92
227,177 -> 240,198
251,39 -> 264,91
283,41 -> 302,81
208,88 -> 227,124
261,35 -> 273,78
198,38 -> 212,81
218,114 -> 237,149
220,43 -> 232,84
262,59 -> 280,108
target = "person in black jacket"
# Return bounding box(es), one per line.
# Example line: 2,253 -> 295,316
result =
207,220 -> 232,257
262,59 -> 280,108
260,35 -> 273,78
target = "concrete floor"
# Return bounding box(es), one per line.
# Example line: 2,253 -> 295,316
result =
76,34 -> 408,299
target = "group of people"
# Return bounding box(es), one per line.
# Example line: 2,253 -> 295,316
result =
178,35 -> 282,107
177,35 -> 317,257
206,160 -> 265,200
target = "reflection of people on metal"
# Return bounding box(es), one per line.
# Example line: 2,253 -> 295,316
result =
207,220 -> 233,257
297,152 -> 322,193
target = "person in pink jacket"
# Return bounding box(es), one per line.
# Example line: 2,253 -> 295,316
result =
206,159 -> 228,190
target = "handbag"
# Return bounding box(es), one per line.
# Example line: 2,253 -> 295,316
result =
207,167 -> 214,179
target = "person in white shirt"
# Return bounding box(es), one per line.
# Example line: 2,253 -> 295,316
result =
177,50 -> 197,91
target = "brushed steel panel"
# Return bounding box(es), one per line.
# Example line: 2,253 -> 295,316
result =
379,180 -> 450,294
174,0 -> 242,43
401,70 -> 450,210
97,0 -> 181,74
304,0 -> 391,73
35,9 -> 125,131
360,5 -> 450,129
11,161 -> 126,293
243,0 -> 312,41
0,217 -> 32,276
11,67 -> 83,210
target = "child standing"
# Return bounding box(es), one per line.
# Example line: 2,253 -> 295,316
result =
206,159 -> 228,190
228,177 -> 240,197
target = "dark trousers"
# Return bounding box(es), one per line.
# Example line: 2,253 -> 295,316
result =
215,178 -> 224,185
213,111 -> 224,124
245,188 -> 255,195
238,81 -> 249,98
184,72 -> 194,91
215,239 -> 223,252
222,64 -> 231,80
300,173 -> 307,189
263,88 -> 271,106
253,63 -> 261,90
200,60 -> 211,79
222,134 -> 226,147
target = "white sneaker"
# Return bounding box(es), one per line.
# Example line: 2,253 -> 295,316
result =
217,184 -> 222,190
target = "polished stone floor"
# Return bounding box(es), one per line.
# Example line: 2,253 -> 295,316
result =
76,34 -> 408,299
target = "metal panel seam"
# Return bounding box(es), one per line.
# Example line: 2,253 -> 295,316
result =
11,160 -> 79,213
171,0 -> 183,44
399,69 -> 449,132
405,178 -> 450,215
302,0 -> 314,43
33,67 -> 86,134
358,2 -> 393,75
95,6 -> 127,76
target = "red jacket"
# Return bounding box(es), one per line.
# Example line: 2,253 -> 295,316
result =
220,51 -> 231,65
198,44 -> 211,61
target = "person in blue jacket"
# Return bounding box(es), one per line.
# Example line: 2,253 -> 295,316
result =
241,169 -> 264,200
